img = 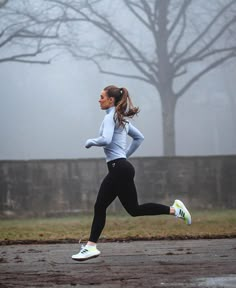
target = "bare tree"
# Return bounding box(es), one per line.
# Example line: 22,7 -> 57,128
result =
2,0 -> 236,155
40,0 -> 236,155
0,0 -> 65,64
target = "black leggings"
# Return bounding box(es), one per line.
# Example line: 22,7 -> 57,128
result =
89,158 -> 170,243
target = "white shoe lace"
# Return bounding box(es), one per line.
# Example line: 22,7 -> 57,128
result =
78,245 -> 88,254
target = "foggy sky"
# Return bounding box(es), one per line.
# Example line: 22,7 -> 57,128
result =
0,57 -> 235,160
0,0 -> 236,160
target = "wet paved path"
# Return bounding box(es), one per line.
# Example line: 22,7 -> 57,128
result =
0,239 -> 236,287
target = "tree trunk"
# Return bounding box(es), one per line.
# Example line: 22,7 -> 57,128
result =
223,64 -> 236,150
156,1 -> 177,156
159,87 -> 177,156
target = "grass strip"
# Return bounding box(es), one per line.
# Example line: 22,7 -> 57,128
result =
0,210 -> 235,244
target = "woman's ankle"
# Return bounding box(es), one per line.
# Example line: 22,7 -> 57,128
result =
170,207 -> 175,215
87,241 -> 96,246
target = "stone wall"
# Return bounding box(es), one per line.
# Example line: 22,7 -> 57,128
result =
0,156 -> 235,217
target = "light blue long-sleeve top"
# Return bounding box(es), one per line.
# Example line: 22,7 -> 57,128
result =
85,106 -> 144,162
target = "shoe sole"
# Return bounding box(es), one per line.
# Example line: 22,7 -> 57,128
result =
72,253 -> 100,262
175,200 -> 192,225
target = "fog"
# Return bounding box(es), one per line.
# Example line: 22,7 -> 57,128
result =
0,0 -> 236,160
0,58 -> 235,160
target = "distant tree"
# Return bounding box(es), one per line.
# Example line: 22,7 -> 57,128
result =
223,61 -> 236,149
0,0 -> 63,64
2,0 -> 236,155
42,0 -> 236,155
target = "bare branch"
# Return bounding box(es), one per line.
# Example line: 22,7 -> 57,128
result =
0,25 -> 28,48
124,0 -> 151,30
48,0 -> 158,81
141,0 -> 158,46
84,1 -> 158,83
174,46 -> 236,71
168,0 -> 191,36
175,68 -> 187,78
173,0 -> 236,64
0,58 -> 50,64
192,15 -> 236,58
169,5 -> 187,59
91,58 -> 153,84
174,14 -> 236,73
0,51 -> 50,64
0,0 -> 64,64
176,51 -> 236,98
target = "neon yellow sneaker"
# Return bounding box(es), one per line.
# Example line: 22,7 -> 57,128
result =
172,199 -> 192,225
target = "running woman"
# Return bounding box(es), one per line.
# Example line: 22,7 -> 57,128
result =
72,85 -> 191,261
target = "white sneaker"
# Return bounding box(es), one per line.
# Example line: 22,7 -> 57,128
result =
72,245 -> 101,261
172,199 -> 192,225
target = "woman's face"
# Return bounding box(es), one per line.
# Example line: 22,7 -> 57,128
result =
99,90 -> 114,110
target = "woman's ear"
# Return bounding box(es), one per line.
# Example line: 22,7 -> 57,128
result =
109,97 -> 115,106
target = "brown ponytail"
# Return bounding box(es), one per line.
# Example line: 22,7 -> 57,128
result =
103,85 -> 139,127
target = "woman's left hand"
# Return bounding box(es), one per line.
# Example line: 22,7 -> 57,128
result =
85,139 -> 93,148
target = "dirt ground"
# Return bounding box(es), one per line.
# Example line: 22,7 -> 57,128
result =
0,239 -> 236,288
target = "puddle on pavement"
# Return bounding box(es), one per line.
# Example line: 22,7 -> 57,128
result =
196,275 -> 236,287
